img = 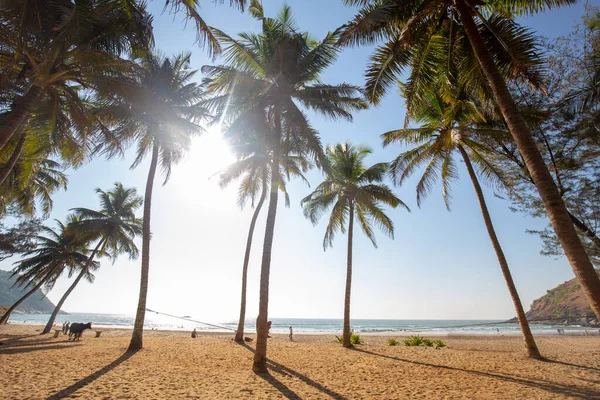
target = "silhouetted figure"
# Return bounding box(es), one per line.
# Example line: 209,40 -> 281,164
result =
289,326 -> 293,341
65,322 -> 70,335
191,328 -> 197,338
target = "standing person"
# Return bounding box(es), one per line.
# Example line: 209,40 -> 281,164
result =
267,321 -> 272,338
289,327 -> 293,342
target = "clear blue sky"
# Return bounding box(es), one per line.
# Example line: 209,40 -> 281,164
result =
1,1 -> 593,322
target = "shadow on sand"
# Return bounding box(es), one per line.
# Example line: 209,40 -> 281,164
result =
0,342 -> 81,355
45,351 -> 137,400
237,342 -> 347,400
353,348 -> 600,399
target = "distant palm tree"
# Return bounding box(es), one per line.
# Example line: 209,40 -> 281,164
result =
41,183 -> 143,334
218,111 -> 311,342
94,52 -> 210,352
382,93 -> 542,359
302,142 -> 408,348
340,0 -> 600,321
203,1 -> 366,371
0,220 -> 89,324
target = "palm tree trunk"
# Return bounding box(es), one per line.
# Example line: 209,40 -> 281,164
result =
455,0 -> 600,320
567,211 -> 600,251
235,173 -> 268,342
0,130 -> 27,186
253,109 -> 282,373
41,239 -> 104,334
342,201 -> 354,348
0,85 -> 43,152
128,142 -> 159,352
0,268 -> 54,324
458,145 -> 541,359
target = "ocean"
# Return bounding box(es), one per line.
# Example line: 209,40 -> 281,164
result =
6,313 -> 593,336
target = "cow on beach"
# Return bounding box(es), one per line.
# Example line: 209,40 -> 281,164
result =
68,322 -> 92,341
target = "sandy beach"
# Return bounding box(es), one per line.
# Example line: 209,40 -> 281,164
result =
0,324 -> 599,399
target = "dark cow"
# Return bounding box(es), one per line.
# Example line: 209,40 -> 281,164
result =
68,322 -> 92,341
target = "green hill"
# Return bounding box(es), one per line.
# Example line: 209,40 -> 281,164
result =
525,270 -> 600,327
0,269 -> 59,314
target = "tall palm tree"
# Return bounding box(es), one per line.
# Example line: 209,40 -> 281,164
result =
218,110 -> 311,342
203,1 -> 366,371
94,52 -> 210,352
382,93 -> 542,358
0,0 -> 152,151
0,220 -> 89,324
340,0 -> 600,319
302,142 -> 408,347
41,183 -> 143,334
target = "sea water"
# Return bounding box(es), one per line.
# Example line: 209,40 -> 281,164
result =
6,313 -> 593,336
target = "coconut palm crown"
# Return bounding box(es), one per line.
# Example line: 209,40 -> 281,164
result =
303,142 -> 409,249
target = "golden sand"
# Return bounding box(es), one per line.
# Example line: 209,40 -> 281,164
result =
1,324 -> 599,399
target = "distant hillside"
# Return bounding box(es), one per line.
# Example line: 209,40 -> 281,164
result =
525,270 -> 600,327
0,269 -> 59,314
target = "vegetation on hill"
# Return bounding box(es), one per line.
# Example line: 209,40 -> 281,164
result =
0,270 -> 59,315
526,270 -> 600,327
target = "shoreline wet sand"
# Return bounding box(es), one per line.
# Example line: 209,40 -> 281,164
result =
1,324 -> 599,399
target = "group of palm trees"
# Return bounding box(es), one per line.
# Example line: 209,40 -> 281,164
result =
1,0 -> 600,373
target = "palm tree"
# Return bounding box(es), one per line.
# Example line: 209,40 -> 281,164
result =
302,142 -> 408,347
203,1 -> 366,371
0,158 -> 68,218
382,93 -> 541,358
93,52 -> 210,352
0,220 -> 89,324
340,0 -> 600,319
41,183 -> 143,334
218,110 -> 311,342
0,0 -> 152,151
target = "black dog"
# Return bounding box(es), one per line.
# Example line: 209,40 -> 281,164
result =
68,322 -> 92,341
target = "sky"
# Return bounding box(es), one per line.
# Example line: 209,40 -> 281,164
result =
1,1 -> 596,323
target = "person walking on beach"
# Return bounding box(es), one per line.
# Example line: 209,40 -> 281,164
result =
267,321 -> 272,338
289,327 -> 293,341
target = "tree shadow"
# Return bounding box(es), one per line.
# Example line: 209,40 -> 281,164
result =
0,343 -> 81,355
0,337 -> 65,349
353,348 -> 600,399
255,372 -> 302,399
542,358 -> 600,373
45,351 -> 137,400
236,342 -> 348,400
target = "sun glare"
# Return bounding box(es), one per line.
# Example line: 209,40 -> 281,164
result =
188,126 -> 236,179
171,126 -> 238,209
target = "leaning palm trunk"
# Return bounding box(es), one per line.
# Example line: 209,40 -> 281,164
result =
0,86 -> 43,151
128,143 -> 159,352
235,176 -> 268,342
455,0 -> 600,320
458,145 -> 541,359
41,239 -> 105,334
342,202 -> 354,348
0,130 -> 27,186
253,110 -> 282,373
0,267 -> 55,324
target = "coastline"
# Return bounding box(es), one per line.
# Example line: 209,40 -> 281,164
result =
1,323 -> 600,399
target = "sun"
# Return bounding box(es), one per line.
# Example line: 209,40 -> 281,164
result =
185,125 -> 236,180
170,125 -> 238,209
